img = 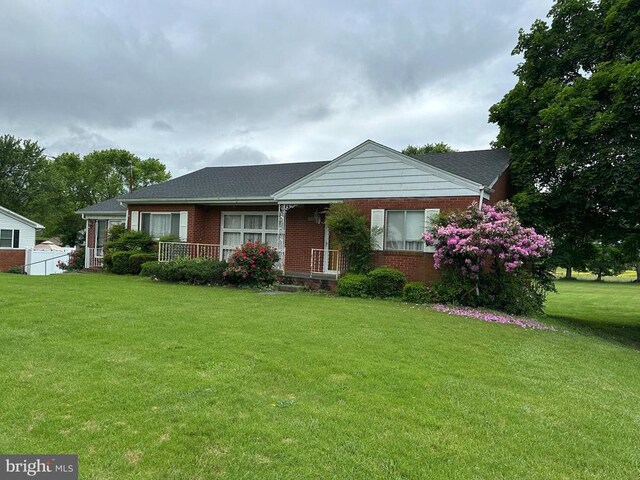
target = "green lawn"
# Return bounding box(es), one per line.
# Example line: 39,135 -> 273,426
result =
1,274 -> 638,479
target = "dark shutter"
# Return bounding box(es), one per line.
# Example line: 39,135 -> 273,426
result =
13,229 -> 19,248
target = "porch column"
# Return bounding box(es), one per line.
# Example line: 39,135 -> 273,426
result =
276,204 -> 296,273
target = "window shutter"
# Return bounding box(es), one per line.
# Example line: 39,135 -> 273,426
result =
179,211 -> 188,241
423,209 -> 439,253
130,211 -> 139,231
370,209 -> 385,251
13,229 -> 20,248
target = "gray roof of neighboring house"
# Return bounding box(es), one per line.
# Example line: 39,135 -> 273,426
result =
117,161 -> 330,201
409,148 -> 510,187
77,197 -> 127,215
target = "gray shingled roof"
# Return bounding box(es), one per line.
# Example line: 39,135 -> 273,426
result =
77,197 -> 127,214
77,146 -> 510,213
409,148 -> 510,187
117,161 -> 330,201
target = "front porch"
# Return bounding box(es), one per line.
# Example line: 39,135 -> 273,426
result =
157,241 -> 347,279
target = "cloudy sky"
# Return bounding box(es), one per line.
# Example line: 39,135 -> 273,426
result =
0,0 -> 552,176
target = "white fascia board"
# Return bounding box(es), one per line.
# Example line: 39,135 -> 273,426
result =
118,197 -> 276,205
0,206 -> 44,229
272,139 -> 484,201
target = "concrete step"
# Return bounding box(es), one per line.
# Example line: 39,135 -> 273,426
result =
275,284 -> 305,293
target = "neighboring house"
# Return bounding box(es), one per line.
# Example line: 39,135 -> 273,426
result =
78,140 -> 511,283
77,198 -> 127,268
0,206 -> 44,272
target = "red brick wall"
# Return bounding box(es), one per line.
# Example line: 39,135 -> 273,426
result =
0,249 -> 25,272
86,220 -> 96,249
283,205 -> 326,272
127,204 -> 280,244
345,197 -> 480,283
489,168 -> 512,204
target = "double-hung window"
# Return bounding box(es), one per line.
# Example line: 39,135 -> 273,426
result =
0,229 -> 19,248
221,212 -> 278,259
140,213 -> 180,239
385,211 -> 425,251
370,208 -> 439,253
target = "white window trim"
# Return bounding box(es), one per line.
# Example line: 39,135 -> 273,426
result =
0,229 -> 19,249
384,210 -> 426,252
139,212 -> 182,240
220,211 -> 278,260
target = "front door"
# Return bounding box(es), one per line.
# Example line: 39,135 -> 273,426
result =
323,223 -> 338,274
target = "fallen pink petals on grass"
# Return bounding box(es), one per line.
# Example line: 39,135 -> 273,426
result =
433,304 -> 555,330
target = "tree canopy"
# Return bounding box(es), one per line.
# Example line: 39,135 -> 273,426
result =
489,0 -> 639,248
0,134 -> 171,245
401,142 -> 457,155
0,134 -> 49,219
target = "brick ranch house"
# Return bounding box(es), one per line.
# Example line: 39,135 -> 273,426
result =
77,140 -> 511,284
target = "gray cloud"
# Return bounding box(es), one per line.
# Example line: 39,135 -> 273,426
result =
0,0 -> 554,174
214,146 -> 273,167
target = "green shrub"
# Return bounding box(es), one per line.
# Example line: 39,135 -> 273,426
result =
224,242 -> 279,287
140,261 -> 163,278
7,266 -> 24,274
129,253 -> 158,275
402,281 -> 430,304
107,223 -> 127,242
158,234 -> 181,243
105,231 -> 155,254
144,258 -> 227,285
367,267 -> 406,298
325,203 -> 375,274
336,273 -> 369,298
110,251 -> 132,274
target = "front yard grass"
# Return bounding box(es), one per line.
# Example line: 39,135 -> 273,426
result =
0,273 -> 638,479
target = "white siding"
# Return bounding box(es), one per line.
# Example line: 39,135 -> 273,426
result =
0,211 -> 36,248
277,149 -> 479,201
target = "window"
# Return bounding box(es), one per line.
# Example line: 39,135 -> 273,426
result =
140,213 -> 180,239
221,212 -> 278,259
0,229 -> 19,248
96,220 -> 108,248
385,211 -> 424,251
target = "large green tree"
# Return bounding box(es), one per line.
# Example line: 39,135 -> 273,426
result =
47,149 -> 171,245
402,142 -> 457,155
489,0 -> 640,254
0,134 -> 49,221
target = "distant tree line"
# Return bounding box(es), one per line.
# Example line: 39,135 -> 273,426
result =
0,134 -> 170,246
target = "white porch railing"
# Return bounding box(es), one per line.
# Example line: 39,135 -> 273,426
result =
158,242 -> 220,262
310,249 -> 348,279
86,247 -> 104,268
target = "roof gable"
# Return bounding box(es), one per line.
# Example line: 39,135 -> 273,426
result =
273,140 -> 485,202
0,206 -> 44,229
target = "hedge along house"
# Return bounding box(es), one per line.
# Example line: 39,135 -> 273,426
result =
78,140 -> 511,283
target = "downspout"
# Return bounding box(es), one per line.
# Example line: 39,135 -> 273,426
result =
476,186 -> 486,297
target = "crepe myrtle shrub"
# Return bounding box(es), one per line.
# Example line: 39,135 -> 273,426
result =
422,201 -> 554,315
325,203 -> 377,274
224,241 -> 279,287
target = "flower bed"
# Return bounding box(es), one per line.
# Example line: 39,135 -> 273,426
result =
433,304 -> 555,330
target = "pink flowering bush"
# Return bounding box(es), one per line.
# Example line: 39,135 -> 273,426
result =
57,249 -> 84,272
423,202 -> 555,314
223,241 -> 280,287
